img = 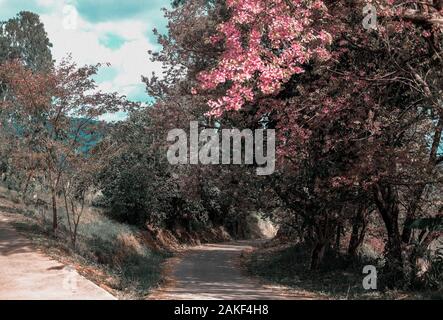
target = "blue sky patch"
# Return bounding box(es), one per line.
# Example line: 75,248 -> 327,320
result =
99,32 -> 127,50
93,66 -> 119,83
74,0 -> 167,22
0,0 -> 50,20
126,84 -> 154,104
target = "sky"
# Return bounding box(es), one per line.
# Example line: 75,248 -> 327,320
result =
0,0 -> 171,121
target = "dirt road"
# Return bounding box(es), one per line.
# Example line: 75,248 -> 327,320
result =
0,214 -> 115,300
149,241 -> 319,300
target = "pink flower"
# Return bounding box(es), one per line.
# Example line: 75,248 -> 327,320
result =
197,0 -> 332,115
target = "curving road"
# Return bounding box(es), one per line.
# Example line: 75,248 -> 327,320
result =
149,241 -> 319,300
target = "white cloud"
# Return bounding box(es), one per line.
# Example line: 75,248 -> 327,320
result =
40,3 -> 164,103
36,0 -> 57,7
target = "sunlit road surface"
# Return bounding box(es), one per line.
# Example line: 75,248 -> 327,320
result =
149,241 -> 320,300
0,214 -> 116,300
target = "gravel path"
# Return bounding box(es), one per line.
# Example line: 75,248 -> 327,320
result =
149,241 -> 319,300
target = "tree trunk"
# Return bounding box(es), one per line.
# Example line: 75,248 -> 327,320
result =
348,223 -> 361,257
51,189 -> 58,234
348,206 -> 367,257
310,241 -> 327,270
384,223 -> 404,287
373,184 -> 404,287
72,222 -> 78,250
401,186 -> 424,244
22,172 -> 33,199
335,224 -> 341,253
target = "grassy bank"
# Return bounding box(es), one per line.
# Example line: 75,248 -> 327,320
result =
244,242 -> 442,300
0,186 -> 169,299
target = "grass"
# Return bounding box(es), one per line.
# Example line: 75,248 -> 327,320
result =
0,186 -> 169,299
244,242 -> 442,300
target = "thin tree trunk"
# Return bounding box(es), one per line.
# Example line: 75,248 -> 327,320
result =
348,223 -> 361,257
348,206 -> 367,257
51,188 -> 57,234
62,184 -> 74,246
310,241 -> 327,270
22,171 -> 33,199
335,224 -> 341,253
402,185 -> 425,243
373,184 -> 404,287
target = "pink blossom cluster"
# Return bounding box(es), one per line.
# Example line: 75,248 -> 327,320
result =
197,0 -> 333,116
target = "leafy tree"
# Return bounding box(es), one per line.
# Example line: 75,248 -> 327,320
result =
0,11 -> 53,71
190,0 -> 443,285
0,57 -> 134,235
0,11 -> 54,187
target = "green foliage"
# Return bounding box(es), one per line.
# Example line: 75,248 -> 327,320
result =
246,243 -> 381,299
410,217 -> 443,232
97,111 -> 210,230
0,11 -> 53,183
425,248 -> 443,290
98,149 -> 171,226
0,11 -> 53,71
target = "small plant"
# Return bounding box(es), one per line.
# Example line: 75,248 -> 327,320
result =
423,248 -> 443,290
